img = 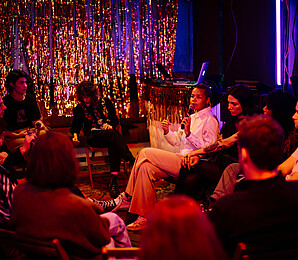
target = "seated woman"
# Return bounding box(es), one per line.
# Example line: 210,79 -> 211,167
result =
71,81 -> 135,198
174,84 -> 256,202
9,132 -> 131,258
210,89 -> 297,203
140,195 -> 229,260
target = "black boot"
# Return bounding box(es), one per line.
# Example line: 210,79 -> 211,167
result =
109,175 -> 120,199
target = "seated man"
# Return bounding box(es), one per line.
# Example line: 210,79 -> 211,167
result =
3,69 -> 48,152
97,83 -> 220,231
209,115 -> 298,258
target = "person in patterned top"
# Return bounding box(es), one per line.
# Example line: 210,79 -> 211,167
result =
71,81 -> 135,198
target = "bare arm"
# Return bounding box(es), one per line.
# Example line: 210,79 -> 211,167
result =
4,129 -> 28,138
181,133 -> 238,168
278,156 -> 297,177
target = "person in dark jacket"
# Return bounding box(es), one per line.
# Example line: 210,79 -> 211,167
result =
71,81 -> 135,198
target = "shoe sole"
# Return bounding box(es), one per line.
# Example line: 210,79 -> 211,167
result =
126,223 -> 146,231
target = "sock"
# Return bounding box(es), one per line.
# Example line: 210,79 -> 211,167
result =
125,192 -> 132,200
110,174 -> 118,185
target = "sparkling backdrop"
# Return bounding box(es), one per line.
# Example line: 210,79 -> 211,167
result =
0,0 -> 178,117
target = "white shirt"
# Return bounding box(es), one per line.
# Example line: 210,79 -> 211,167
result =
164,107 -> 220,155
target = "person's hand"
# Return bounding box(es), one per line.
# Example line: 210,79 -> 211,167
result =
101,123 -> 113,130
0,152 -> 8,165
181,116 -> 191,136
188,156 -> 200,169
72,134 -> 80,146
19,129 -> 29,137
161,118 -> 171,135
20,133 -> 37,155
286,172 -> 298,181
181,153 -> 200,169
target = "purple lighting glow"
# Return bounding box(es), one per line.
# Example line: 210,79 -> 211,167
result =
276,0 -> 281,86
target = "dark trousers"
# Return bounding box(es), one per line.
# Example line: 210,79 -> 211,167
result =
87,129 -> 134,172
175,154 -> 237,201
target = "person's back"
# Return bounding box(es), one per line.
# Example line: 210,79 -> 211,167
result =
140,195 -> 229,260
11,182 -> 110,256
9,132 -> 110,258
210,176 -> 298,258
209,115 -> 298,259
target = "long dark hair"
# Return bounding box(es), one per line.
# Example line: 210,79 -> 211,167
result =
265,89 -> 296,137
228,84 -> 255,116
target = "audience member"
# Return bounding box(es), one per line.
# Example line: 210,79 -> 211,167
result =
279,100 -> 298,180
209,115 -> 298,259
210,90 -> 297,203
174,84 -> 255,202
71,81 -> 135,198
9,132 -> 131,259
140,195 -> 229,260
97,83 -> 220,230
0,95 -> 35,228
3,69 -> 47,152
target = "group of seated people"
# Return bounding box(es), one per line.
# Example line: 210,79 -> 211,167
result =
1,69 -> 298,259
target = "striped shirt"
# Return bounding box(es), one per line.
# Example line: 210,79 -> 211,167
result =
0,165 -> 16,225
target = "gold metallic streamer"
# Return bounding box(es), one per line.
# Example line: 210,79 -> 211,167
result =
0,0 -> 178,118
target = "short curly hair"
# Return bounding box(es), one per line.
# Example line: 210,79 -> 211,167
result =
76,81 -> 99,106
5,69 -> 28,94
238,115 -> 285,171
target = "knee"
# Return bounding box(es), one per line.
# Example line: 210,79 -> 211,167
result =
102,212 -> 126,230
138,148 -> 149,158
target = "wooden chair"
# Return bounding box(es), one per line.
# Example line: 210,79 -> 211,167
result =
102,247 -> 141,260
233,242 -> 248,260
85,145 -> 110,188
0,228 -> 69,260
233,241 -> 298,259
85,123 -> 128,189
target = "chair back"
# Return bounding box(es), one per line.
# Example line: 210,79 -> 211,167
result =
102,247 -> 140,260
233,242 -> 249,260
0,228 -> 69,260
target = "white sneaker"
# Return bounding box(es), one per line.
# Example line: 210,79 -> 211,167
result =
126,216 -> 147,231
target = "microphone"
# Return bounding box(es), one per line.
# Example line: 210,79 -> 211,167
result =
181,104 -> 195,129
35,122 -> 42,130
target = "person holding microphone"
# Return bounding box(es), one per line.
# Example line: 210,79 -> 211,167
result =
97,83 -> 220,231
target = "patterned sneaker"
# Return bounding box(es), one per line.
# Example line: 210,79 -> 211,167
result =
91,198 -> 119,212
126,216 -> 147,231
91,192 -> 131,213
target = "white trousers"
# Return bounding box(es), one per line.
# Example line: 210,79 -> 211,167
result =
126,148 -> 183,217
101,212 -> 132,248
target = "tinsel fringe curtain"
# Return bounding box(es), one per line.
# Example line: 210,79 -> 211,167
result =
0,0 -> 178,117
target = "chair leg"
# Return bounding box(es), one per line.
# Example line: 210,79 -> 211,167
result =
85,146 -> 94,189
